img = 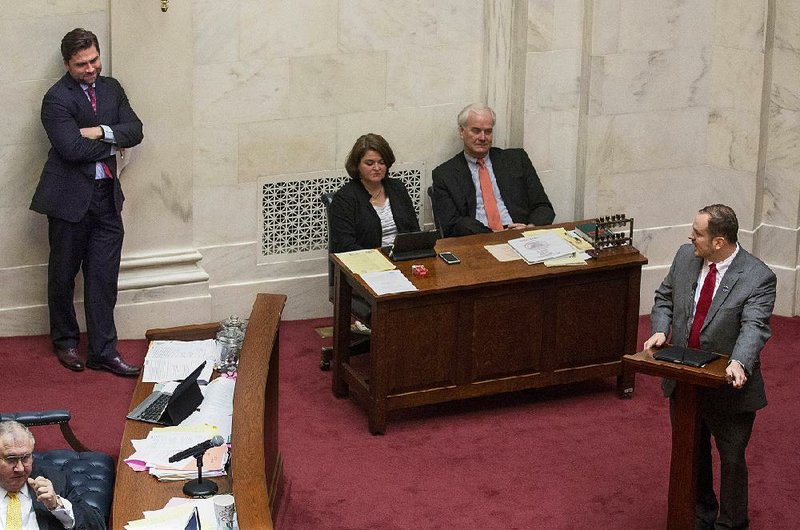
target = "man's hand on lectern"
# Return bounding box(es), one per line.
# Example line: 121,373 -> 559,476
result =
644,332 -> 666,350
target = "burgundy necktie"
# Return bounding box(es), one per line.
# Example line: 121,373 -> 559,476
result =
87,85 -> 114,179
477,158 -> 503,231
688,263 -> 717,348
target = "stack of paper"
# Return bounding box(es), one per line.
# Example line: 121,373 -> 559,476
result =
125,425 -> 228,481
142,339 -> 219,383
507,231 -> 579,264
125,498 -> 216,530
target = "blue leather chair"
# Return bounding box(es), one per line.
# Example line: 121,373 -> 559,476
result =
0,409 -> 115,524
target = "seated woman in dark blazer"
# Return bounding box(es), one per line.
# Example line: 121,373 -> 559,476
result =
329,133 -> 420,253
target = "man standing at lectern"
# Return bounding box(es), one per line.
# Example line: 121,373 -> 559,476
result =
431,103 -> 554,237
30,28 -> 143,377
643,204 -> 776,529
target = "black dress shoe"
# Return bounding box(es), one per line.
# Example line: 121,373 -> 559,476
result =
86,355 -> 141,377
54,346 -> 84,372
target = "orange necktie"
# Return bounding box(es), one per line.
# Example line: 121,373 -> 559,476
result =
477,158 -> 503,231
87,85 -> 114,179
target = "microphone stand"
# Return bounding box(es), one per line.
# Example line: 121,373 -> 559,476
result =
183,450 -> 219,498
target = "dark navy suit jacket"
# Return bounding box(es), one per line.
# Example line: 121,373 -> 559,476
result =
28,464 -> 106,530
30,73 -> 143,222
431,147 -> 554,237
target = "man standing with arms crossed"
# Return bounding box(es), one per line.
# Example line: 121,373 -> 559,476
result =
643,204 -> 776,529
30,28 -> 143,377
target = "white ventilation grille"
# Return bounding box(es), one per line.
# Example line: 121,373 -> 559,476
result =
260,163 -> 424,258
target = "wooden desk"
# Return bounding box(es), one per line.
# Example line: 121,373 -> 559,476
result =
111,293 -> 286,529
331,225 -> 648,434
624,349 -> 727,530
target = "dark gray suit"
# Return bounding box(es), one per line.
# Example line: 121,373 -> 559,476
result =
650,243 -> 776,529
28,465 -> 106,530
431,147 -> 554,237
30,73 -> 143,361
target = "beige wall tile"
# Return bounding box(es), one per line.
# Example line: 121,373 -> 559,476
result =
336,109 -> 434,168
762,166 -> 800,226
386,46 -> 480,109
618,0 -> 713,52
592,0 -> 621,56
194,126 -> 239,188
194,183 -> 258,246
339,0 -> 437,51
240,0 -> 338,60
596,47 -> 710,115
0,207 -> 48,268
193,0 -> 239,65
775,0 -> 800,49
754,224 -> 798,269
766,108 -> 800,169
238,116 -> 337,180
0,143 -> 49,210
710,46 -> 764,111
194,58 -> 291,126
707,108 -> 760,172
525,49 -> 581,112
290,52 -> 386,117
771,47 -> 800,111
528,0 -> 555,52
713,0 -> 766,51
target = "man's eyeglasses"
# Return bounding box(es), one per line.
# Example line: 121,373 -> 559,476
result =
0,453 -> 33,466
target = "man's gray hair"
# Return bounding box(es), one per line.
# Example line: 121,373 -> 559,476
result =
457,103 -> 496,128
0,420 -> 35,446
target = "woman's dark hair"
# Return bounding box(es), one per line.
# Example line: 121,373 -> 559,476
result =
61,28 -> 100,62
344,133 -> 395,180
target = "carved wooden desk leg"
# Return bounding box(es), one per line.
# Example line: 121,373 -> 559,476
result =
332,266 -> 351,398
367,311 -> 387,435
667,382 -> 700,530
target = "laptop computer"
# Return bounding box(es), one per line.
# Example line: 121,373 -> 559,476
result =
653,345 -> 721,368
126,361 -> 206,425
387,230 -> 439,261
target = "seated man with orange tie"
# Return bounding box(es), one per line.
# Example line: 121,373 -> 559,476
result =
643,204 -> 776,529
0,420 -> 105,530
431,103 -> 554,237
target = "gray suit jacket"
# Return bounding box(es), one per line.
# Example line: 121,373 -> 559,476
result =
650,243 -> 777,413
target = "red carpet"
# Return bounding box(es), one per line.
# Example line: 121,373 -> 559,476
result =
2,316 -> 798,528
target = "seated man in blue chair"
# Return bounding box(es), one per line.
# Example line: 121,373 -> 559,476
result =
0,421 -> 105,530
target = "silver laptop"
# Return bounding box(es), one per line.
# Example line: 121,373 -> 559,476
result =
126,361 -> 206,425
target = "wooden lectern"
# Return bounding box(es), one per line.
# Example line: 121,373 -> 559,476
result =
623,348 -> 728,530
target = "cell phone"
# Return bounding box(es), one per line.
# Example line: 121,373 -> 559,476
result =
439,252 -> 460,264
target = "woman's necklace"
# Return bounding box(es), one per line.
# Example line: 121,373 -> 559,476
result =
369,186 -> 384,203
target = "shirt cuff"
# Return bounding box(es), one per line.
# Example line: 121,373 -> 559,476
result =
49,496 -> 76,529
100,124 -> 115,143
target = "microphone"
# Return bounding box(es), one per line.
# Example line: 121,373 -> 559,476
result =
168,435 -> 225,463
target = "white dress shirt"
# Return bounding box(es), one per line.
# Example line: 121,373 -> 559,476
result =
1,484 -> 76,529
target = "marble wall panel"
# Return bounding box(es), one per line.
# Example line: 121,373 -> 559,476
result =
194,58 -> 291,127
240,0 -> 338,60
592,108 -> 708,175
0,12 -> 108,84
238,116 -> 337,181
592,47 -> 710,116
209,273 -> 329,321
711,47 -> 764,111
0,80 -> 54,147
528,0 -> 583,52
430,103 -> 472,171
0,143 -> 49,210
335,109 -> 434,169
707,108 -> 760,173
713,0 -> 766,51
534,168 -> 575,223
635,225 -> 693,268
592,0 -> 621,56
386,46 -> 480,109
193,0 -> 239,65
339,0 -> 437,52
524,109 -> 578,172
766,108 -> 800,170
0,0 -> 106,18
194,126 -> 239,188
0,208 -> 47,269
771,266 -> 797,316
775,0 -> 800,49
435,0 -> 484,45
596,166 -> 756,231
754,224 -> 798,269
525,49 -> 581,112
771,47 -> 800,111
618,0 -> 713,52
762,166 -> 800,227
193,182 -> 258,247
289,52 -> 386,117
